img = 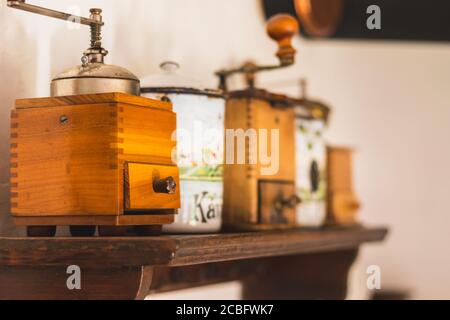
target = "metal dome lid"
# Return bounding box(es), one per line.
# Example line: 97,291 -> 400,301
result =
53,62 -> 140,82
141,61 -> 224,98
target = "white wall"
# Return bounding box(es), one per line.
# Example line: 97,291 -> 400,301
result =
1,0 -> 449,299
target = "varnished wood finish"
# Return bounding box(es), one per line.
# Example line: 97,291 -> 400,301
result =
266,14 -> 299,62
120,103 -> 176,165
151,250 -> 356,300
0,266 -> 153,300
11,103 -> 120,216
0,252 -> 357,300
327,146 -> 360,225
328,146 -> 354,191
258,180 -> 296,225
170,226 -> 385,267
0,227 -> 387,300
13,212 -> 174,226
0,226 -> 387,267
14,92 -> 171,111
223,94 -> 296,230
150,261 -> 257,294
125,163 -> 180,210
242,250 -> 357,300
10,92 -> 179,227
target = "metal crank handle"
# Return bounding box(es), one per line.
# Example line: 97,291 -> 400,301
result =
7,0 -> 103,26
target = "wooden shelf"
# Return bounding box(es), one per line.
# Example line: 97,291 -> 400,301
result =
0,226 -> 387,267
0,226 -> 388,300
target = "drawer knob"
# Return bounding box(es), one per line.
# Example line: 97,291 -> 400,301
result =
274,194 -> 301,211
153,176 -> 177,195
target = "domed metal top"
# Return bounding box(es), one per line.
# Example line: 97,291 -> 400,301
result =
53,63 -> 140,82
51,62 -> 140,97
141,61 -> 224,98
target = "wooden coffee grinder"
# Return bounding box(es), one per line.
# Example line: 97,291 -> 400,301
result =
326,146 -> 361,226
217,14 -> 301,230
8,1 -> 180,237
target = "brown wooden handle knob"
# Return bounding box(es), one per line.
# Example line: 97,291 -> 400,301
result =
266,14 -> 299,65
349,200 -> 361,211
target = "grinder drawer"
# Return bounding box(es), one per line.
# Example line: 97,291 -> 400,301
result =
258,180 -> 298,225
124,162 -> 180,211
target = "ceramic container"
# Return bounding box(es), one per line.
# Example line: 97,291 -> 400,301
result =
141,62 -> 225,233
294,101 -> 330,228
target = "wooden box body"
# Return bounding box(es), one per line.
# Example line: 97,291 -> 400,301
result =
223,90 -> 297,230
326,146 -> 360,225
10,93 -> 180,226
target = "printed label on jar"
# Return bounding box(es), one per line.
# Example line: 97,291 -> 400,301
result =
149,93 -> 225,233
177,180 -> 222,227
295,118 -> 327,227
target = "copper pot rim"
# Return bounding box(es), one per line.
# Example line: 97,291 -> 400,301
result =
294,0 -> 344,37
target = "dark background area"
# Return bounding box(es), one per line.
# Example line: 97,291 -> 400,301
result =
263,0 -> 450,42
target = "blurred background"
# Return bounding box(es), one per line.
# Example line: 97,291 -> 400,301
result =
0,0 -> 449,299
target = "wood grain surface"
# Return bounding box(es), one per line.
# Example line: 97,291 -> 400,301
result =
11,103 -> 119,216
0,265 -> 153,300
327,146 -> 360,225
14,92 -> 171,111
0,226 -> 387,268
11,92 -> 178,226
125,162 -> 180,210
223,96 -> 296,229
0,227 -> 387,300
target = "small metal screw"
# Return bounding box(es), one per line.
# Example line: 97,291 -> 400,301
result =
161,95 -> 171,103
60,115 -> 69,125
81,55 -> 89,67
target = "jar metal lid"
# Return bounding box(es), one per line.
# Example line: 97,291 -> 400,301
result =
141,61 -> 224,98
